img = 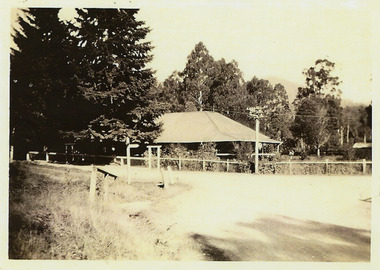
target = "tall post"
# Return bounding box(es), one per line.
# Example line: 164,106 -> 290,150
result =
346,124 -> 350,144
148,147 -> 152,169
255,116 -> 259,174
157,146 -> 161,170
125,137 -> 130,156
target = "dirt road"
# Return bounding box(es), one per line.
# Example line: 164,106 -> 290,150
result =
31,162 -> 372,261
159,171 -> 371,261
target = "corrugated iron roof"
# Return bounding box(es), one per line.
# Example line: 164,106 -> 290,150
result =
155,111 -> 281,144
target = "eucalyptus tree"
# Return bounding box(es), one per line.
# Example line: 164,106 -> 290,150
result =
291,59 -> 343,155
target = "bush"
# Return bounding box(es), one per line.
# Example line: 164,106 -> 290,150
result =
342,145 -> 356,161
300,151 -> 308,160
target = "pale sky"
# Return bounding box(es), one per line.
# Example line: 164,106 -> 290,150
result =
136,0 -> 374,104
8,0 -> 378,104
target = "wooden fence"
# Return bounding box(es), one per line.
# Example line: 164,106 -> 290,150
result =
261,159 -> 372,175
115,156 -> 249,173
26,151 -> 372,175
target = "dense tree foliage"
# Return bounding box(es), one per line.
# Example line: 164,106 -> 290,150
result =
245,78 -> 292,141
341,104 -> 372,144
70,9 -> 162,144
157,42 -> 246,114
157,42 -> 292,142
11,8 -> 162,158
10,8 -> 87,158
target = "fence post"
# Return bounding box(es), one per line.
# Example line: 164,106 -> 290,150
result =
127,146 -> 131,184
103,174 -> 109,202
26,152 -> 30,161
45,152 -> 49,162
326,159 -> 329,174
168,166 -> 174,184
227,159 -> 229,172
160,168 -> 167,188
89,166 -> 97,202
203,158 -> 206,171
289,159 -> 292,175
179,158 -> 182,170
363,159 -> 366,174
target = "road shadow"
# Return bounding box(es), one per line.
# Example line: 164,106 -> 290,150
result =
190,215 -> 370,261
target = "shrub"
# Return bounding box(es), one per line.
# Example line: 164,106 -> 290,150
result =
300,151 -> 308,160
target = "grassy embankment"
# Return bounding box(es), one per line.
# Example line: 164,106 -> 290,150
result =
9,162 -> 200,260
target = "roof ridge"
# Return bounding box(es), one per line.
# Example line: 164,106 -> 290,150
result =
204,111 -> 222,133
205,111 -> 243,141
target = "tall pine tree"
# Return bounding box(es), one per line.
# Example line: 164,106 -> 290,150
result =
71,9 -> 161,144
11,8 -> 84,158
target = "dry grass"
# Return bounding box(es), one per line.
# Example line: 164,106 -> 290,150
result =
8,162 -> 201,260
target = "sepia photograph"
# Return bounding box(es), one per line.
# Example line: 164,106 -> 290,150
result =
2,0 -> 379,268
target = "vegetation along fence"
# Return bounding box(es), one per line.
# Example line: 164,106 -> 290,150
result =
27,151 -> 371,175
260,159 -> 372,175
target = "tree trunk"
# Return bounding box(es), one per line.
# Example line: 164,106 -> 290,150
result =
317,147 -> 320,157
